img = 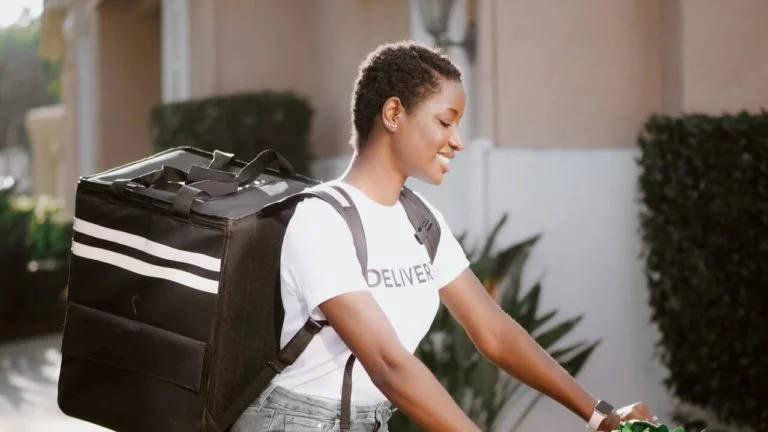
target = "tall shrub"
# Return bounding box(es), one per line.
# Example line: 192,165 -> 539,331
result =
150,91 -> 314,175
637,111 -> 768,431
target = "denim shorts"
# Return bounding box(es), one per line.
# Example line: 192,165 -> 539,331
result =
231,384 -> 394,432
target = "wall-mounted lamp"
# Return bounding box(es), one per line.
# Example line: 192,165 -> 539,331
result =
416,0 -> 477,63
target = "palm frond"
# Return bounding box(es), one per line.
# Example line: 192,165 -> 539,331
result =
391,215 -> 600,431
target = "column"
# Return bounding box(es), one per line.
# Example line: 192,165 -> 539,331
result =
161,0 -> 190,102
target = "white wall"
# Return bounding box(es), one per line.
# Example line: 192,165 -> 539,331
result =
310,144 -> 672,431
484,148 -> 671,431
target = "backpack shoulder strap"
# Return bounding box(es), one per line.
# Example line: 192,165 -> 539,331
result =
257,185 -> 368,432
326,185 -> 368,274
255,184 -> 440,432
398,186 -> 441,264
260,186 -> 368,274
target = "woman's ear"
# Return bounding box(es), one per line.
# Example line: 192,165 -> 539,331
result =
381,96 -> 403,133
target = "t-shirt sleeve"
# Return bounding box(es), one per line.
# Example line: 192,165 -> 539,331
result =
416,193 -> 471,289
281,198 -> 370,316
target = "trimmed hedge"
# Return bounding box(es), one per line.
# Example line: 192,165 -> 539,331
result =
150,91 -> 314,175
637,111 -> 768,431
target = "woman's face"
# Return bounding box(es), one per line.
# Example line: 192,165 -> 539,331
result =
391,79 -> 466,185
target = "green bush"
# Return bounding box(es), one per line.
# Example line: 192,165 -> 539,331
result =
637,111 -> 768,431
620,420 -> 685,432
24,195 -> 73,262
150,91 -> 314,175
0,178 -> 30,254
0,189 -> 72,262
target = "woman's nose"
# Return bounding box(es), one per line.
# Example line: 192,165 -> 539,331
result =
450,131 -> 465,152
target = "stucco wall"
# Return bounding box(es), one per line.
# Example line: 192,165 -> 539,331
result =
213,0 -> 318,101
97,3 -> 161,171
678,0 -> 768,114
187,0 -> 411,158
482,0 -> 768,149
87,0 -> 768,166
484,0 -> 662,149
309,1 -> 412,157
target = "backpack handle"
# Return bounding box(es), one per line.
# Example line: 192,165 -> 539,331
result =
110,149 -> 296,218
236,149 -> 295,184
110,164 -> 239,219
186,148 -> 296,186
110,165 -> 189,196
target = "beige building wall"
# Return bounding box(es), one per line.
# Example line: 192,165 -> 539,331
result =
97,2 -> 161,171
480,0 -> 768,149
212,1 -> 318,100
187,0 -> 411,158
188,0 -> 218,100
678,0 -> 768,114
482,0 -> 663,149
63,0 -> 768,166
308,1 -> 412,157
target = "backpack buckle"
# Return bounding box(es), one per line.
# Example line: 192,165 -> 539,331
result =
413,219 -> 433,245
305,318 -> 325,334
266,359 -> 287,373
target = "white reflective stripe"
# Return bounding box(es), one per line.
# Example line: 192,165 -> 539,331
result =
73,218 -> 221,272
71,241 -> 219,294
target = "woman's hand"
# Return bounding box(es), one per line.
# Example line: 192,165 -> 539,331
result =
600,402 -> 657,431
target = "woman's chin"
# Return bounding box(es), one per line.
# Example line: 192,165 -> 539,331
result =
431,173 -> 446,185
417,171 -> 446,186
409,164 -> 448,186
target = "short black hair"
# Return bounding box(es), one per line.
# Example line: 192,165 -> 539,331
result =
349,41 -> 462,151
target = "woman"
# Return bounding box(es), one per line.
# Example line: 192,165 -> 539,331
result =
233,41 -> 657,432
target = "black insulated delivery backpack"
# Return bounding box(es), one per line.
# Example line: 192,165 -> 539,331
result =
57,146 -> 441,432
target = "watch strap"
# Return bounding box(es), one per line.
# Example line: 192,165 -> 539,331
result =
587,400 -> 614,431
587,410 -> 607,431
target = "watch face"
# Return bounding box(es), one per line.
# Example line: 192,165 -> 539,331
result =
596,400 -> 614,414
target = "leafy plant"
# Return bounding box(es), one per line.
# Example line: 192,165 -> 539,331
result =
620,420 -> 686,432
0,178 -> 29,251
24,194 -> 73,262
0,181 -> 70,339
389,214 -> 599,431
0,179 -> 72,262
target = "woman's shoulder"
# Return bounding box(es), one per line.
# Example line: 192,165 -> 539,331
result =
284,185 -> 353,241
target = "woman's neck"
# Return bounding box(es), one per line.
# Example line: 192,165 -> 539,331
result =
341,144 -> 406,207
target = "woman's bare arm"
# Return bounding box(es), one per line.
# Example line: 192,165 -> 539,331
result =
439,269 -> 603,426
319,291 -> 481,432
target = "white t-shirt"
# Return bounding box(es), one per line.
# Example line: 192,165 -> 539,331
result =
270,180 -> 470,404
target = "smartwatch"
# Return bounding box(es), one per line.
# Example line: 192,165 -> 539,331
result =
587,400 -> 614,431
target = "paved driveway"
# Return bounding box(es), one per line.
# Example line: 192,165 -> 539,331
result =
0,334 -> 108,431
